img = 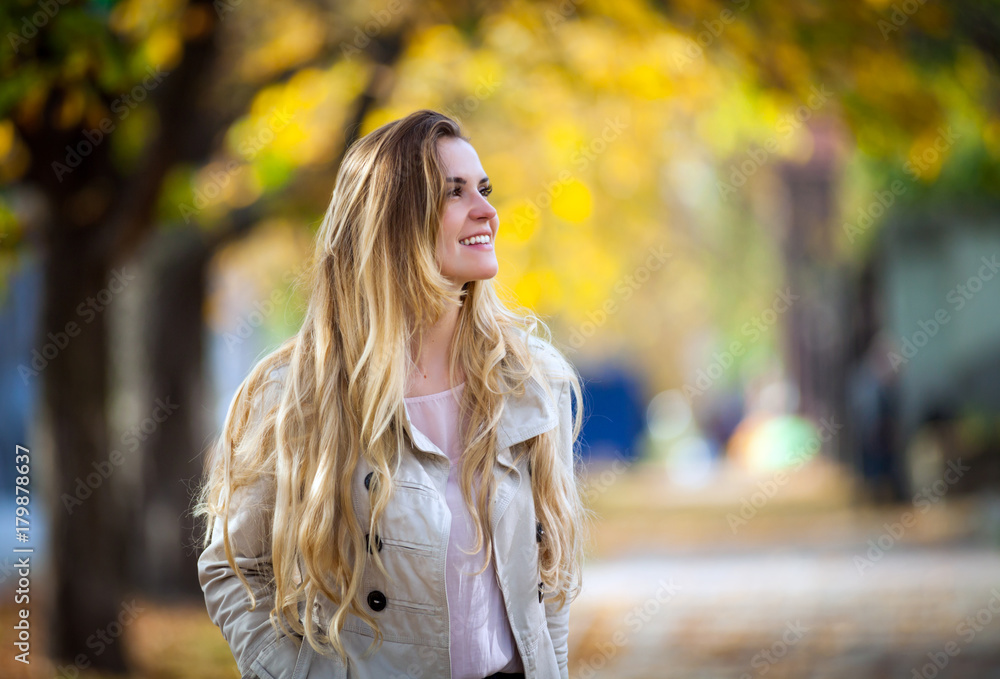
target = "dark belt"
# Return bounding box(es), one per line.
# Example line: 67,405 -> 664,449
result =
483,674 -> 525,679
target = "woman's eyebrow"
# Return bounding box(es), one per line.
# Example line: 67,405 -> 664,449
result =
445,176 -> 490,184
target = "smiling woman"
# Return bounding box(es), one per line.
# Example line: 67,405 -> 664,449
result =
438,136 -> 498,283
430,135 -> 500,333
195,110 -> 588,679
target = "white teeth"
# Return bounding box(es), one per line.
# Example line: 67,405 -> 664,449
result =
460,234 -> 491,246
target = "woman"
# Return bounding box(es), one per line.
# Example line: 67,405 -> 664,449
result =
196,109 -> 588,679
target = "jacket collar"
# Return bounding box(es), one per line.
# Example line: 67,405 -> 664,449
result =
400,373 -> 559,468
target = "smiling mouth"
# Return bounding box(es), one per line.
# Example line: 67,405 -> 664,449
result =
459,234 -> 492,246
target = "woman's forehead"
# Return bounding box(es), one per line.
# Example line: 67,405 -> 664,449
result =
438,137 -> 485,176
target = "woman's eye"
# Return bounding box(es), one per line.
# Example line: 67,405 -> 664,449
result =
447,185 -> 492,199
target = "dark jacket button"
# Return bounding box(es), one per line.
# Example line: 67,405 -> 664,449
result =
367,590 -> 386,611
536,522 -> 544,543
367,533 -> 383,553
364,472 -> 373,490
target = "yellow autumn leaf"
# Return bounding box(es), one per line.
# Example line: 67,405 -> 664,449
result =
551,178 -> 592,223
143,26 -> 182,70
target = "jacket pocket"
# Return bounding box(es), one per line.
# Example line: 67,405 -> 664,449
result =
385,597 -> 438,615
378,536 -> 435,556
307,645 -> 350,679
394,480 -> 436,493
248,634 -> 317,679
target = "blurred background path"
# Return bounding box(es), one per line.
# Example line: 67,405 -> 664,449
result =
567,459 -> 1000,679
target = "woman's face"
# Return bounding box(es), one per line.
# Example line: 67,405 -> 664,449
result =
435,136 -> 499,288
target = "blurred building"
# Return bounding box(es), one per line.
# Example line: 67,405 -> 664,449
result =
848,202 -> 1000,499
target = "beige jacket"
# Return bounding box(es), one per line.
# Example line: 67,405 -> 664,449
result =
197,340 -> 578,679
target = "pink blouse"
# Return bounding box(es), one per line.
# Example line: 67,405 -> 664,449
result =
403,382 -> 524,679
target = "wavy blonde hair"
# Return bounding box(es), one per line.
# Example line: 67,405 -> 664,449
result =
196,109 -> 588,662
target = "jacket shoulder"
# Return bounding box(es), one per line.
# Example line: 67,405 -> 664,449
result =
524,333 -> 576,388
526,335 -> 579,406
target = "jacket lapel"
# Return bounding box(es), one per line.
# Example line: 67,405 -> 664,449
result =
495,373 -> 560,468
490,374 -> 560,538
398,373 -> 560,533
399,373 -> 560,463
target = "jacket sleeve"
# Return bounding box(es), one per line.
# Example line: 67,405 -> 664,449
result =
198,468 -> 289,678
544,378 -> 574,679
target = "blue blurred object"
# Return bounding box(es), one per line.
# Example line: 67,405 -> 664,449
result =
576,361 -> 645,464
0,257 -> 41,476
0,257 -> 49,586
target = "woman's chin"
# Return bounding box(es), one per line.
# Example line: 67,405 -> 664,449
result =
449,265 -> 499,282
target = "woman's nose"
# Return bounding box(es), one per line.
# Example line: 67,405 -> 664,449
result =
471,193 -> 497,221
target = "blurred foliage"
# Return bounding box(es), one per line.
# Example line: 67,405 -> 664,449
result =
0,0 -> 998,388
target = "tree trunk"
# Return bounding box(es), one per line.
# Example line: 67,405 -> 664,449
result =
44,228 -> 127,671
776,122 -> 848,459
137,228 -> 212,598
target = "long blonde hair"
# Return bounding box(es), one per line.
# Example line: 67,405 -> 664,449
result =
196,109 -> 588,661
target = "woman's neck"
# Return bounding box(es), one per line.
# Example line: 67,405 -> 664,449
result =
406,302 -> 465,398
